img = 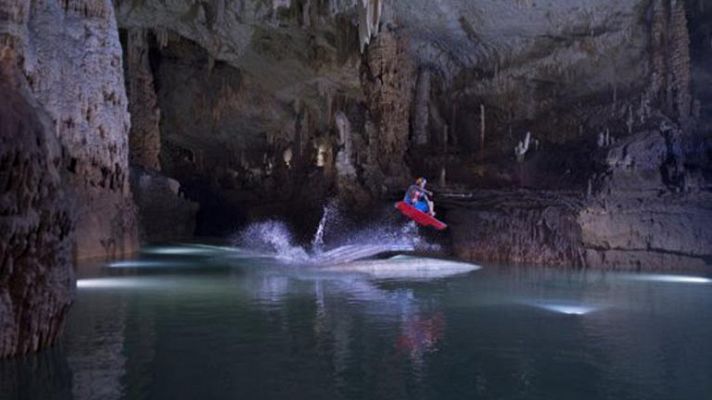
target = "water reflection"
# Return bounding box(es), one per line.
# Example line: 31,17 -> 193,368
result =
528,302 -> 600,315
66,293 -> 128,400
0,346 -> 73,400
623,274 -> 712,284
396,312 -> 445,368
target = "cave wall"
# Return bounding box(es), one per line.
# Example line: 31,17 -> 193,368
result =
113,0 -> 418,234
113,0 -> 697,199
448,124 -> 712,270
2,0 -> 138,260
1,0 -> 140,357
686,0 -> 712,129
0,68 -> 74,357
111,0 -> 710,267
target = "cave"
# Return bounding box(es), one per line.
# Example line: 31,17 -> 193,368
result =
1,0 -> 712,398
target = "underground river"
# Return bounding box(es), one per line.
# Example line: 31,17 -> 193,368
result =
2,242 -> 711,400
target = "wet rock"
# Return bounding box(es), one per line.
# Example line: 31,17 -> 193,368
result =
0,71 -> 74,358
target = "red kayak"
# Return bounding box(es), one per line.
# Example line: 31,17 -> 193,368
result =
395,201 -> 448,231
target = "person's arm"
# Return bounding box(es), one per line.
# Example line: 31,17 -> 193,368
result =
404,186 -> 415,203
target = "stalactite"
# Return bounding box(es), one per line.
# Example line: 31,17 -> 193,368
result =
479,104 -> 485,159
214,0 -> 225,28
358,0 -> 382,53
413,67 -> 431,146
359,29 -> 414,180
450,102 -> 458,147
335,111 -> 356,177
283,148 -> 293,168
669,0 -> 691,122
126,28 -> 162,171
273,0 -> 291,12
514,132 -> 531,163
60,0 -> 109,18
154,28 -> 169,49
302,0 -> 311,27
647,0 -> 692,124
316,142 -> 328,167
597,129 -> 613,148
443,124 -> 448,154
627,105 -> 634,134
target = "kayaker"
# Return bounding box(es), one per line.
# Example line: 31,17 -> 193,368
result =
403,177 -> 435,216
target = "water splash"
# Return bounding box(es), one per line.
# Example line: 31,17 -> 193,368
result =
235,220 -> 309,262
311,200 -> 339,254
234,201 -> 440,264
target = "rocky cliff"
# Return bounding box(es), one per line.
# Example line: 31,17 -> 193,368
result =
0,68 -> 74,357
2,0 -> 139,260
1,0 -> 138,357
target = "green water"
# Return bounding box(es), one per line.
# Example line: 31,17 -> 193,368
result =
2,245 -> 712,400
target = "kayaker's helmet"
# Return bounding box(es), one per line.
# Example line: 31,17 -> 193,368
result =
416,177 -> 427,186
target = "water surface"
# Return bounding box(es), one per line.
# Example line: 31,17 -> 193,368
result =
2,244 -> 712,400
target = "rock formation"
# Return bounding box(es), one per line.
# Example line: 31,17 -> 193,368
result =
412,67 -> 431,146
125,29 -> 162,171
448,123 -> 712,270
130,167 -> 199,242
1,0 -> 138,357
359,27 -> 415,191
0,69 -> 74,357
2,0 -> 139,260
